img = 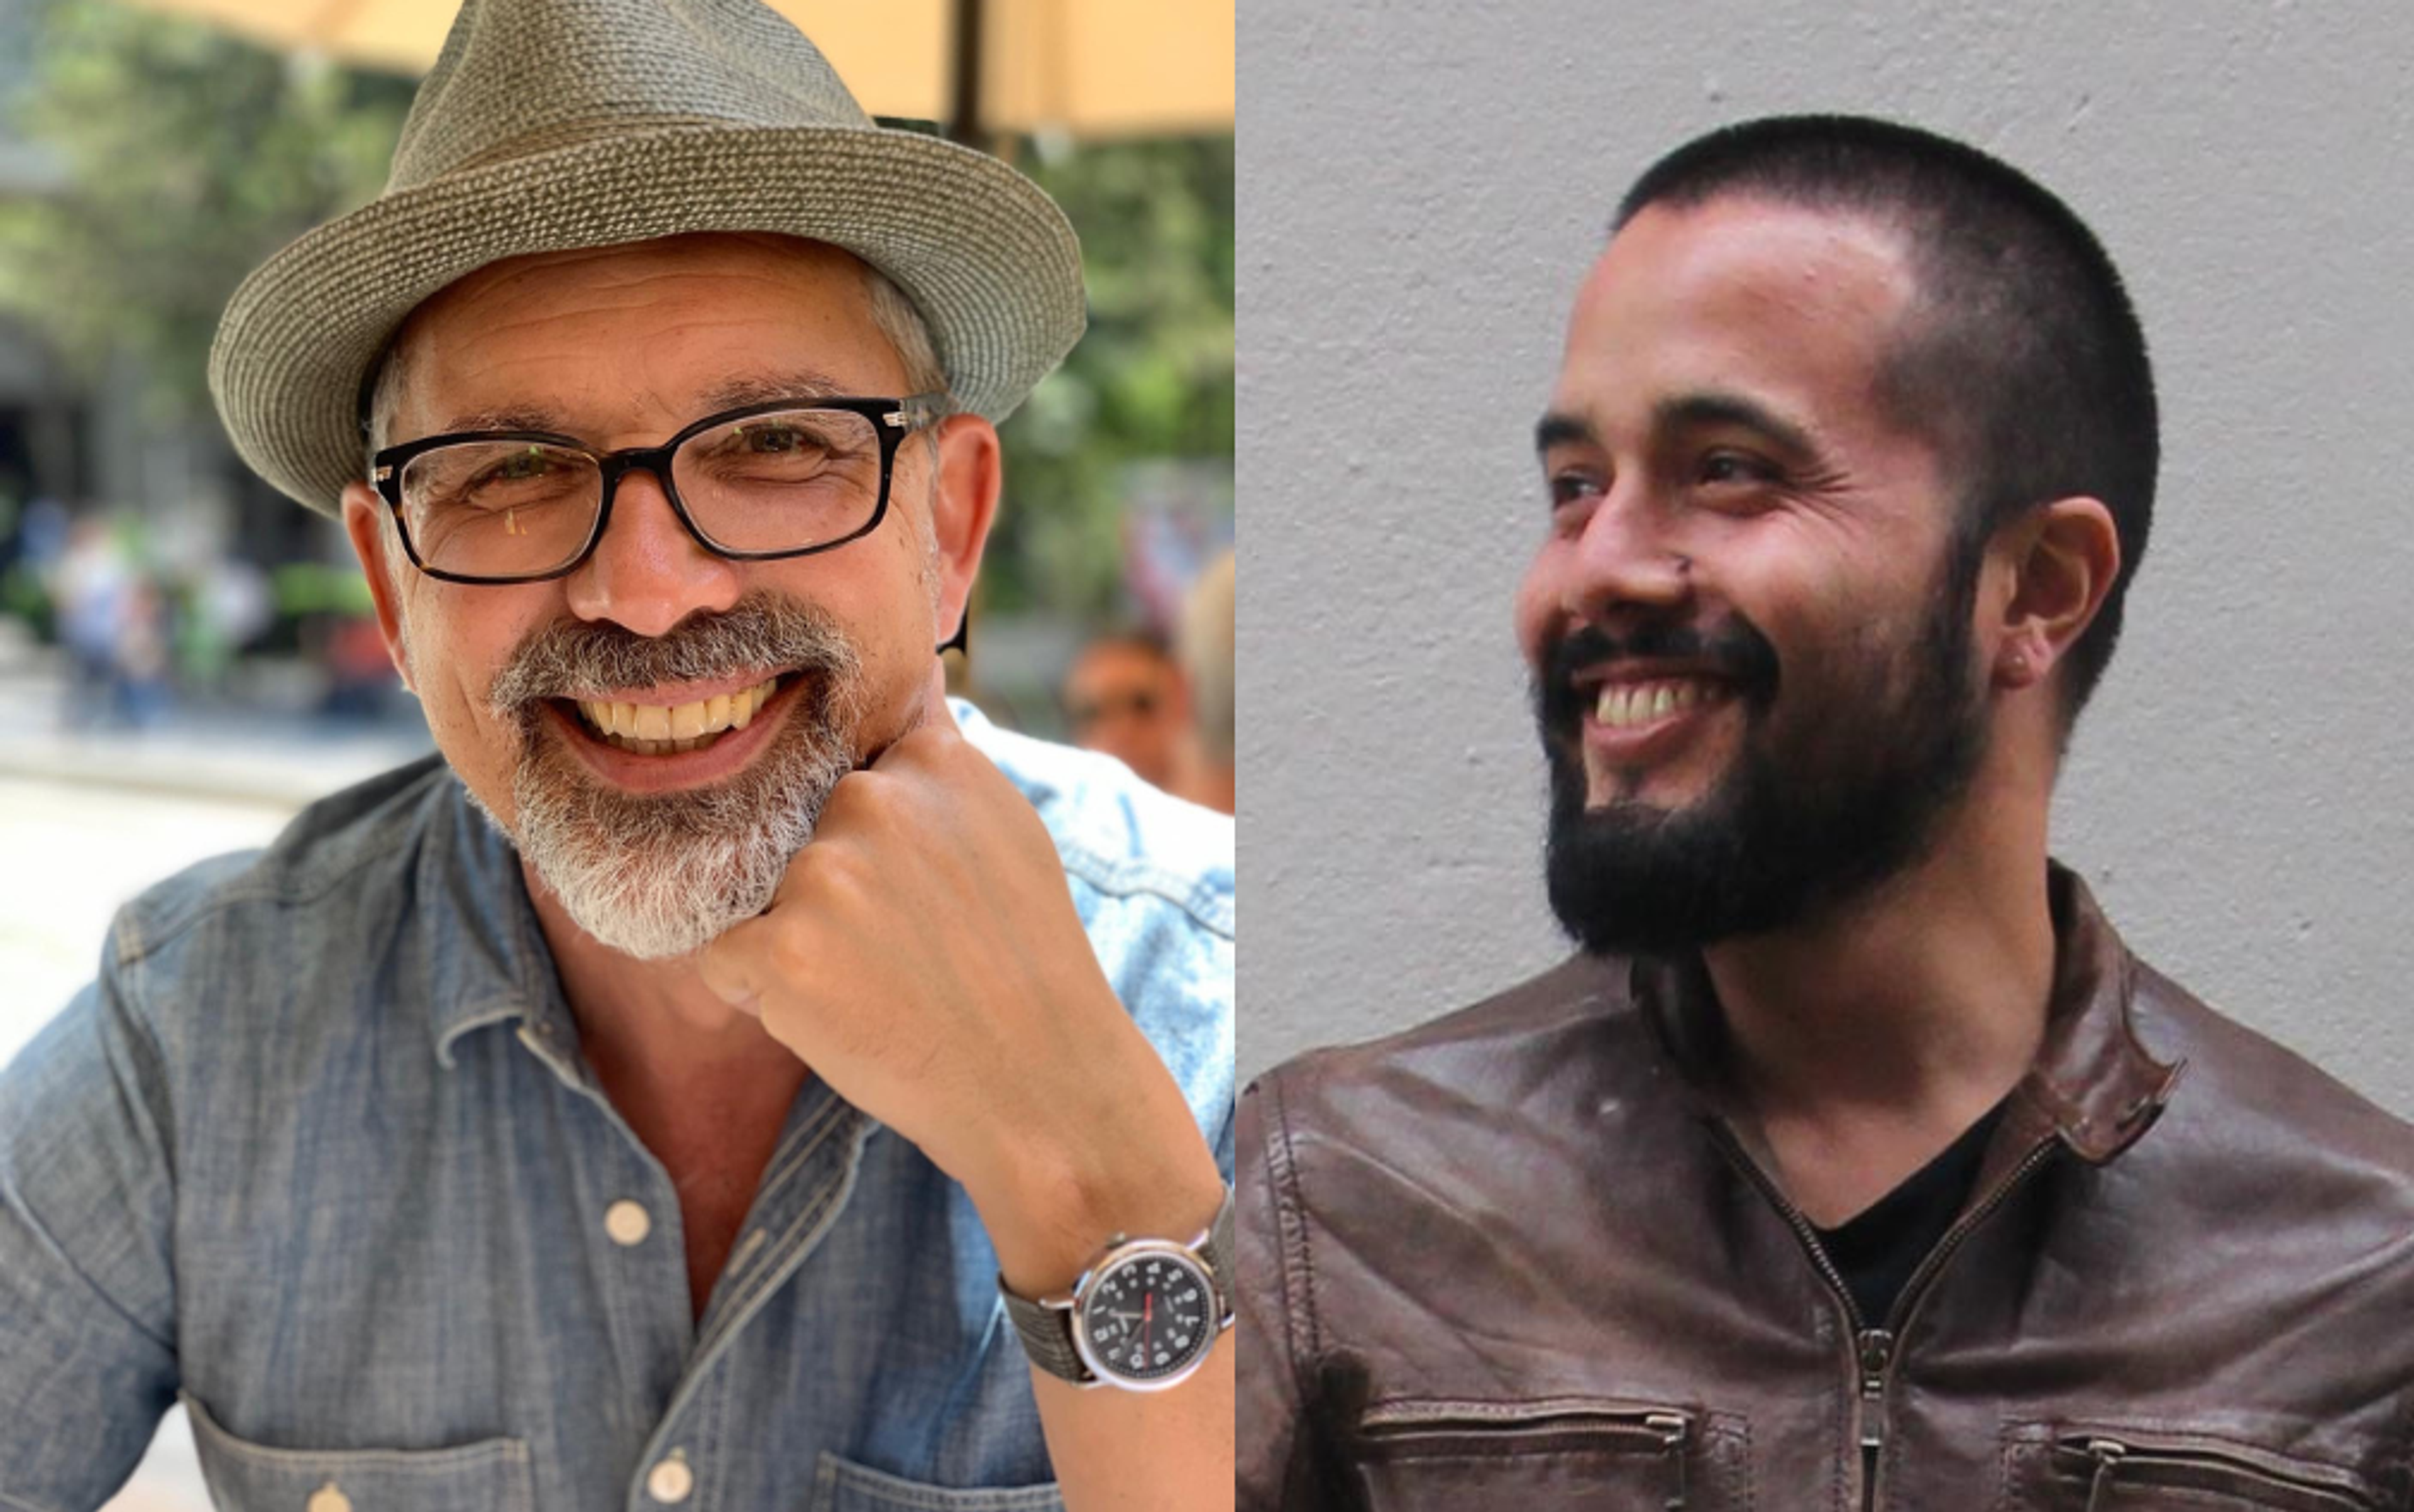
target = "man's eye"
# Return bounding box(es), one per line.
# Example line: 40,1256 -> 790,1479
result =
454,448 -> 563,495
731,423 -> 836,457
1546,470 -> 1602,509
1696,451 -> 1773,487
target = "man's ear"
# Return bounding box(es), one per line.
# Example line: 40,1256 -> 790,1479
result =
923,413 -> 1001,649
340,482 -> 416,693
1991,495 -> 2121,692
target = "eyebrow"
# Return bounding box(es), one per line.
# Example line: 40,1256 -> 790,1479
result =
428,405 -> 568,438
424,368 -> 860,441
1652,392 -> 1819,458
1535,411 -> 1596,454
1534,390 -> 1821,458
695,367 -> 855,413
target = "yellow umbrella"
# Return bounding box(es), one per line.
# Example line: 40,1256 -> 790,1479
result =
119,0 -> 1233,140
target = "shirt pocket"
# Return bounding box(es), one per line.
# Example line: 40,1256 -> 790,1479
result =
182,1391 -> 535,1512
1998,1419 -> 2381,1511
1348,1396 -> 1751,1511
810,1452 -> 1065,1512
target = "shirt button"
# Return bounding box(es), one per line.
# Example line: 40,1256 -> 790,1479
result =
646,1452 -> 695,1503
306,1482 -> 352,1512
605,1200 -> 653,1246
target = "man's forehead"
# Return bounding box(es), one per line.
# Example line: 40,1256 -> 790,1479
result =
1549,197 -> 1921,434
1071,641 -> 1173,680
417,366 -> 865,439
382,232 -> 901,438
1592,198 -> 1917,321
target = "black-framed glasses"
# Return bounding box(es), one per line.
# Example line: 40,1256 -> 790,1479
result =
370,394 -> 946,586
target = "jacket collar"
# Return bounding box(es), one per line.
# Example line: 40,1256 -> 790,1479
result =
1630,860 -> 2186,1167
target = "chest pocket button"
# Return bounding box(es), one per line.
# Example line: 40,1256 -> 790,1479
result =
647,1451 -> 695,1503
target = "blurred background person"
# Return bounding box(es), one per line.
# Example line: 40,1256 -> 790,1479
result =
49,516 -> 134,724
1062,626 -> 1195,792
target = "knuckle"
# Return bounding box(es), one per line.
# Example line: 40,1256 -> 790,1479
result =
764,924 -> 817,981
837,771 -> 915,836
820,768 -> 875,813
790,840 -> 873,912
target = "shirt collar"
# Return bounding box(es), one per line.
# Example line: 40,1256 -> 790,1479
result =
1631,859 -> 2186,1167
416,773 -> 575,1070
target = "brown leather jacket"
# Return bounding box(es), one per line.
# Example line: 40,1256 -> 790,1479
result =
1237,868 -> 2414,1510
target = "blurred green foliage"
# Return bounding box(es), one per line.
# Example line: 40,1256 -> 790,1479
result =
0,1 -> 416,421
993,136 -> 1235,617
0,0 -> 1232,621
270,561 -> 376,619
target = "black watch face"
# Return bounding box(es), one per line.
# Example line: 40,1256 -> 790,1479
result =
1077,1249 -> 1216,1384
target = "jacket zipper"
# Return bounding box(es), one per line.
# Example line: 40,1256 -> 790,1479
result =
1859,1137 -> 2059,1505
1707,1120 -> 2061,1512
2075,1434 -> 2374,1511
1358,1403 -> 1692,1507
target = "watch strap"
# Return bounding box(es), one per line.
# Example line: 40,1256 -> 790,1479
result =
1001,1284 -> 1089,1382
1203,1185 -> 1236,1324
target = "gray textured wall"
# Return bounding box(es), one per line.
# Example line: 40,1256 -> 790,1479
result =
1237,0 -> 2414,1114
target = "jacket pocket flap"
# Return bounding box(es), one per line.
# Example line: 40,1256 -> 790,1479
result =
812,1452 -> 1064,1511
1345,1397 -> 1750,1511
181,1391 -> 534,1512
2002,1418 -> 2378,1511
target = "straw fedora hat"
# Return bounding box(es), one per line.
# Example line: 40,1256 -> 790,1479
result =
209,0 -> 1086,517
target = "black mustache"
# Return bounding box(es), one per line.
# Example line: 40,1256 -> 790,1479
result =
1538,619 -> 1780,726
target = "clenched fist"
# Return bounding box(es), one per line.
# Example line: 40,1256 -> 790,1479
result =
698,689 -> 1223,1294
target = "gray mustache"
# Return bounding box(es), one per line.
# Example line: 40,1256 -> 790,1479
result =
486,592 -> 863,715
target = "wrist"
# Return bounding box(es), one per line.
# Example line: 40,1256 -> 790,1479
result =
976,1127 -> 1225,1298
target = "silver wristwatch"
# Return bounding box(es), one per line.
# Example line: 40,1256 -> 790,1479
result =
1000,1187 -> 1235,1391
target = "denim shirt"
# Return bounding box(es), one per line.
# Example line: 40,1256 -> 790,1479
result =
0,703 -> 1235,1512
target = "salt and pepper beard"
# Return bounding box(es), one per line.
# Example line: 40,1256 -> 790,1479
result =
1536,539 -> 1992,958
476,592 -> 869,961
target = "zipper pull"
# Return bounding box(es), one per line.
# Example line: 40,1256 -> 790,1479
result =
1856,1329 -> 1895,1510
1856,1328 -> 1894,1440
1646,1411 -> 1689,1511
2083,1438 -> 2124,1512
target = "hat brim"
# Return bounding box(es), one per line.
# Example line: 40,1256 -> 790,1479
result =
209,124 -> 1085,516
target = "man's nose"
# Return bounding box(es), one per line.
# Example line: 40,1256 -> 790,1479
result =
561,466 -> 743,636
1561,480 -> 1692,622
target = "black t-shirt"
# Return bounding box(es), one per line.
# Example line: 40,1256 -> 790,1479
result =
1810,1101 -> 2008,1327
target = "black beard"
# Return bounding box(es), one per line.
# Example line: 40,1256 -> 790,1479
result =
1537,548 -> 1990,957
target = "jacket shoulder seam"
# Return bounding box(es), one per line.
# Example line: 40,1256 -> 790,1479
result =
106,911 -> 180,1203
102,830 -> 410,971
1259,1069 -> 1323,1394
31,915 -> 180,1354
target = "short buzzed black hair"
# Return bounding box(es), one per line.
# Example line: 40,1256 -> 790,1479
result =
1616,114 -> 2157,727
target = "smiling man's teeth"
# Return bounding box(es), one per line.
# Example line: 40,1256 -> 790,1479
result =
573,678 -> 778,754
1594,678 -> 1725,730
